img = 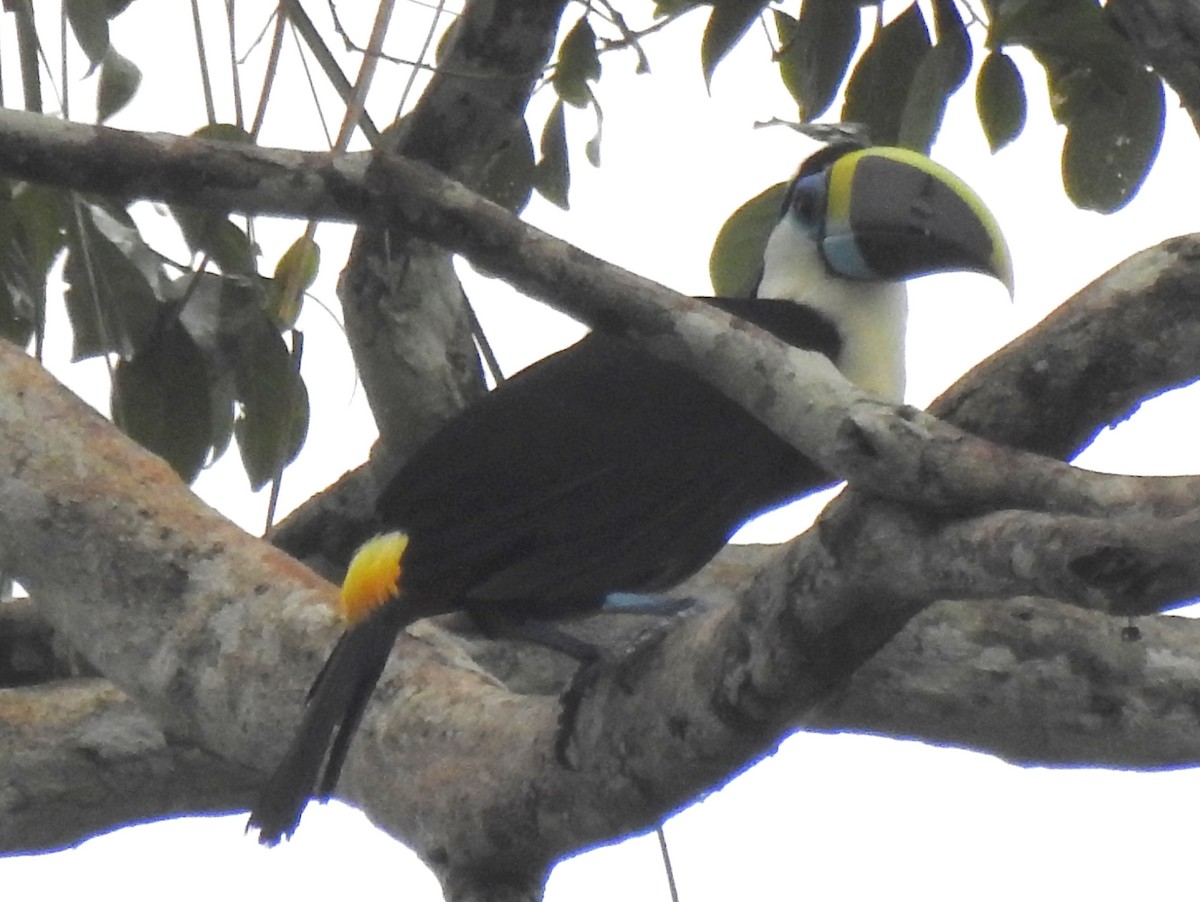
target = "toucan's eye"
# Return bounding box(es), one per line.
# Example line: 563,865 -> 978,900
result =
787,173 -> 827,234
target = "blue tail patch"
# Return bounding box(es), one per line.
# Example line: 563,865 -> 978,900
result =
600,593 -> 694,616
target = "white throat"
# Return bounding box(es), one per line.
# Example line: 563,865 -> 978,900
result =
756,215 -> 908,402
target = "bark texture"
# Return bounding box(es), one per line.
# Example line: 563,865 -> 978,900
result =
338,0 -> 568,480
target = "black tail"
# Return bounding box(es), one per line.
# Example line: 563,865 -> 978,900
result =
248,600 -> 410,844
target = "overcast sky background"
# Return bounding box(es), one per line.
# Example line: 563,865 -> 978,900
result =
6,3 -> 1200,900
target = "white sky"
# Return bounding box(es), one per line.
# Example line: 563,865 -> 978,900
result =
6,3 -> 1200,900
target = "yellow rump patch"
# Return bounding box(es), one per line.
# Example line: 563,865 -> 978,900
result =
339,532 -> 409,624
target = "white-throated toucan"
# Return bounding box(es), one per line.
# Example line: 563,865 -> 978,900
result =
248,143 -> 1013,844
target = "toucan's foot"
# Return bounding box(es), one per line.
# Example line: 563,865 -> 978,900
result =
555,654 -> 604,768
555,598 -> 698,766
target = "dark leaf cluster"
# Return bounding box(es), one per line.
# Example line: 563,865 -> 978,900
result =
688,0 -> 1170,288
72,197 -> 311,489
63,0 -> 142,121
983,0 -> 1165,211
536,17 -> 606,211
655,0 -> 1167,219
0,136 -> 312,488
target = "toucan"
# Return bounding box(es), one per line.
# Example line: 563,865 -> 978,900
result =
248,143 -> 1013,843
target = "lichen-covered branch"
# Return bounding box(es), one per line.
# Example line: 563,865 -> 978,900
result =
5,108 -> 1200,519
933,236 -> 1200,459
3,278 -> 1200,874
816,595 -> 1200,768
337,0 -> 570,470
0,678 -> 259,853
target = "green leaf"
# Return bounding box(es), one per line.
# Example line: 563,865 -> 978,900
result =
193,123 -> 256,145
655,0 -> 699,16
0,285 -> 34,346
171,205 -> 258,275
63,204 -> 163,360
585,128 -> 602,168
930,0 -> 971,91
1059,64 -> 1165,212
0,183 -> 68,343
172,272 -> 247,468
990,0 -> 1123,65
842,3 -> 932,146
266,236 -> 319,329
554,17 -> 600,109
0,184 -> 37,346
65,0 -> 110,74
709,182 -> 787,298
479,120 -> 535,214
168,126 -> 258,272
173,270 -> 225,353
984,0 -> 1165,208
535,102 -> 570,210
898,43 -> 961,153
233,315 -> 309,490
97,46 -> 141,122
702,0 -> 769,89
207,368 -> 237,467
11,184 -> 69,280
112,316 -> 213,483
976,50 -> 1026,152
774,1 -> 861,120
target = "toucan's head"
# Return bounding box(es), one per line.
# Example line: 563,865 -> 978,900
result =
784,143 -> 1013,290
755,144 -> 1012,401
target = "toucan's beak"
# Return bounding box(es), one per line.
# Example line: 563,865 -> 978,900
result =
820,146 -> 1014,294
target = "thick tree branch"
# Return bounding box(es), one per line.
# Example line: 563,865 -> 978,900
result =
816,594 -> 1200,768
933,236 -> 1200,459
0,4 -> 1195,893
677,551 -> 1200,771
805,498 -> 1199,619
0,678 -> 259,853
0,112 -> 1197,521
4,339 -> 1200,881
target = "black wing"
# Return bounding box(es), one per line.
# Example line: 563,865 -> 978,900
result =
378,331 -> 829,615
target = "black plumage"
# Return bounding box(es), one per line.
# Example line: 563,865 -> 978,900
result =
381,325 -> 830,619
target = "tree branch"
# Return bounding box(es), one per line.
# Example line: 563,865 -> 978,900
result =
817,594 -> 1200,768
337,0 -> 570,470
4,337 -> 1200,880
1,111 -> 1198,520
933,236 -> 1200,459
0,678 -> 259,853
